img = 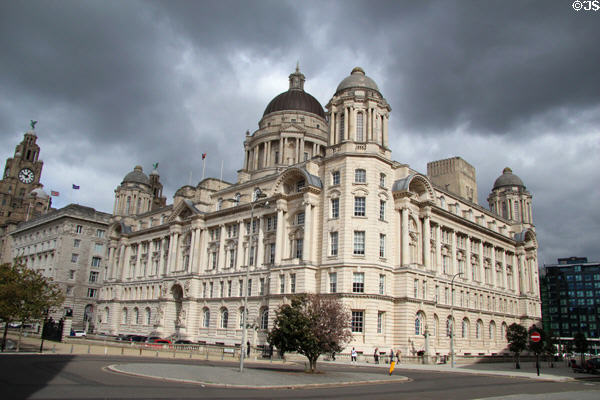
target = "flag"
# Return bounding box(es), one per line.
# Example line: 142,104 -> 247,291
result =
72,184 -> 80,190
51,191 -> 59,196
202,153 -> 206,160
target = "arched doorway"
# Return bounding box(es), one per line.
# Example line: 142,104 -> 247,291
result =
171,284 -> 184,337
83,304 -> 94,333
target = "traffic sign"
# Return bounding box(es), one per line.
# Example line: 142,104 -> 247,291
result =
530,332 -> 541,342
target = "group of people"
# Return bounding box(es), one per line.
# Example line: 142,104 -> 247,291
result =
349,347 -> 402,364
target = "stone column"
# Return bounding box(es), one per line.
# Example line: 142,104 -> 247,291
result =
120,244 -> 129,280
401,205 -> 409,266
344,107 -> 349,141
236,220 -> 244,269
422,210 -> 431,269
279,138 -> 284,165
465,237 -> 472,282
435,225 -> 442,274
349,107 -> 355,141
192,228 -> 202,273
218,224 -> 226,271
254,146 -> 259,170
329,111 -> 335,145
478,241 -> 484,282
490,246 -> 496,287
302,198 -> 312,262
383,115 -> 389,147
256,216 -> 265,268
275,200 -> 287,264
451,231 -> 457,276
502,251 -> 508,289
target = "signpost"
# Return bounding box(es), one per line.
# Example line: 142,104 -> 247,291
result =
530,331 -> 541,375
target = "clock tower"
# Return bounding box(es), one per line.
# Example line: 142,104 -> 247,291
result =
0,122 -> 49,229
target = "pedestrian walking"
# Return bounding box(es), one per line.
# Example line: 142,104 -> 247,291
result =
389,348 -> 394,364
374,347 -> 379,364
396,349 -> 402,363
351,347 -> 357,364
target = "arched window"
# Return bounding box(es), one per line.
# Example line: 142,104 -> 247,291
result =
501,322 -> 508,341
126,197 -> 131,214
489,321 -> 496,340
260,308 -> 269,330
122,308 -> 128,324
356,112 -> 364,141
440,196 -> 446,209
133,307 -> 139,324
462,318 -> 469,338
104,307 -> 110,323
145,307 -> 151,325
433,314 -> 439,337
339,113 -> 345,142
220,308 -> 229,329
217,198 -> 223,211
415,311 -> 425,335
202,308 -> 210,328
476,320 -> 483,339
446,316 -> 453,337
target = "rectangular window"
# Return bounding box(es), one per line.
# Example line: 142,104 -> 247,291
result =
269,244 -> 276,264
353,272 -> 365,293
379,173 -> 386,187
66,286 -> 73,295
354,169 -> 366,183
94,243 -> 104,253
69,270 -> 76,280
353,231 -> 365,255
89,271 -> 99,283
87,288 -> 97,298
351,311 -> 364,332
209,282 -> 213,298
239,279 -> 243,296
260,277 -> 265,295
228,280 -> 232,297
330,232 -> 338,256
249,245 -> 255,266
96,229 -> 105,238
91,257 -> 101,267
295,239 -> 303,259
378,201 -> 385,224
332,171 -> 340,185
203,282 -> 207,298
354,197 -> 366,216
329,272 -> 337,293
377,311 -> 384,334
280,274 -> 285,294
331,198 -> 339,219
296,212 -> 305,225
296,179 -> 305,192
379,274 -> 385,295
73,239 -> 80,248
75,225 -> 83,234
290,273 -> 296,293
220,281 -> 224,297
356,113 -> 364,141
247,279 -> 252,296
71,253 -> 79,263
212,251 -> 218,269
379,234 -> 386,258
229,249 -> 236,268
414,279 -> 419,298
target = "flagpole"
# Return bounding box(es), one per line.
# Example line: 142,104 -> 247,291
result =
202,156 -> 206,181
220,159 -> 223,181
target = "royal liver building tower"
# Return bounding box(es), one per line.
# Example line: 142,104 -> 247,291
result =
98,67 -> 541,357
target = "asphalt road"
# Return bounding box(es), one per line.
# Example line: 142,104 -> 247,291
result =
1,354 -> 599,400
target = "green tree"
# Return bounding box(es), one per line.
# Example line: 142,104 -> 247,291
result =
573,332 -> 588,367
506,323 -> 527,369
268,294 -> 352,372
0,261 -> 64,351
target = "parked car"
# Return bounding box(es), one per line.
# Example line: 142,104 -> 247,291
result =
129,335 -> 147,342
174,340 -> 192,344
71,329 -> 86,337
585,358 -> 600,373
116,334 -> 132,341
146,338 -> 172,348
146,336 -> 161,343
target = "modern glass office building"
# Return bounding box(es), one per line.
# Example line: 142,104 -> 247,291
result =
541,257 -> 600,354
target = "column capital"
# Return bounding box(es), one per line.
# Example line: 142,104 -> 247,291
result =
276,199 -> 288,212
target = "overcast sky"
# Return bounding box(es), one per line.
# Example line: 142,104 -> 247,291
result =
1,0 -> 599,265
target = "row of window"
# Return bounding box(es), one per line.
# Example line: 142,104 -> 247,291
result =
330,169 -> 387,187
327,231 -> 386,258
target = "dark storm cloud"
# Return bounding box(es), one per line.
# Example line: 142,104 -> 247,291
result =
0,0 -> 598,265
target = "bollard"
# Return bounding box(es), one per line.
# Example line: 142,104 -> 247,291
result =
139,348 -> 142,356
70,344 -> 74,354
121,347 -> 124,355
87,345 -> 91,354
52,345 -> 56,353
104,346 -> 107,355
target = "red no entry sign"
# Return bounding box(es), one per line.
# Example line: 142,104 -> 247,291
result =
530,332 -> 541,342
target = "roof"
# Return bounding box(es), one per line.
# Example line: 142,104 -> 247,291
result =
122,165 -> 150,185
493,167 -> 525,190
263,90 -> 325,118
336,67 -> 380,93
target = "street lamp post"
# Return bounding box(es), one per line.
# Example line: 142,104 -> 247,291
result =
450,272 -> 464,368
239,189 -> 267,373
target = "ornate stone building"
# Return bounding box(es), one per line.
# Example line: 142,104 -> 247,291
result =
0,124 -> 51,263
9,204 -> 110,330
97,67 -> 541,357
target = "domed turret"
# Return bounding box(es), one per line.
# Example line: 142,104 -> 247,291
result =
263,65 -> 325,118
488,167 -> 533,226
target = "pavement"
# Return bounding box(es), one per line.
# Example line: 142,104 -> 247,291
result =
2,332 -> 599,389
